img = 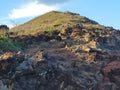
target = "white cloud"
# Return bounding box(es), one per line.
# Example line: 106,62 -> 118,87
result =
9,1 -> 59,19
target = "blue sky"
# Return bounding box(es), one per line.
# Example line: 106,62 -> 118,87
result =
0,0 -> 120,29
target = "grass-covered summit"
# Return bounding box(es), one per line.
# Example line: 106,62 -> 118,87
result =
10,11 -> 102,35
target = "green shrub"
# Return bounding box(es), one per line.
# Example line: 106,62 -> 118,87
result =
0,35 -> 22,52
95,30 -> 101,35
95,30 -> 101,33
45,27 -> 54,35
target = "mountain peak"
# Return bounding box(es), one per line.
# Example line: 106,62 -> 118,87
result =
10,11 -> 99,35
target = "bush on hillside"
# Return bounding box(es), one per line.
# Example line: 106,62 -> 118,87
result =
0,35 -> 21,52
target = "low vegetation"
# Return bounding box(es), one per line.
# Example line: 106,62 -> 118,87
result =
0,35 -> 22,52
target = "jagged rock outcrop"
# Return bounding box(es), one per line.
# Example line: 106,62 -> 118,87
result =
0,47 -> 120,90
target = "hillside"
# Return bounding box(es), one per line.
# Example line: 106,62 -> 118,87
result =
0,11 -> 120,90
10,11 -> 102,35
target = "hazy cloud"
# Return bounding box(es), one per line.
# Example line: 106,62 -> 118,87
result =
9,1 -> 58,19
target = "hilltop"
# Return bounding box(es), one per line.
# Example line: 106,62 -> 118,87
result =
10,11 -> 101,35
0,11 -> 120,90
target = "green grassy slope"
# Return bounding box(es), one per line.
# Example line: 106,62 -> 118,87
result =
10,11 -> 102,36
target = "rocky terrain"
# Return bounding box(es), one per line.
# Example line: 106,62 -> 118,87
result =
0,11 -> 120,90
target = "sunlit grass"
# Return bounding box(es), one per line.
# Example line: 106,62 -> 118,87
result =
10,11 -> 100,36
